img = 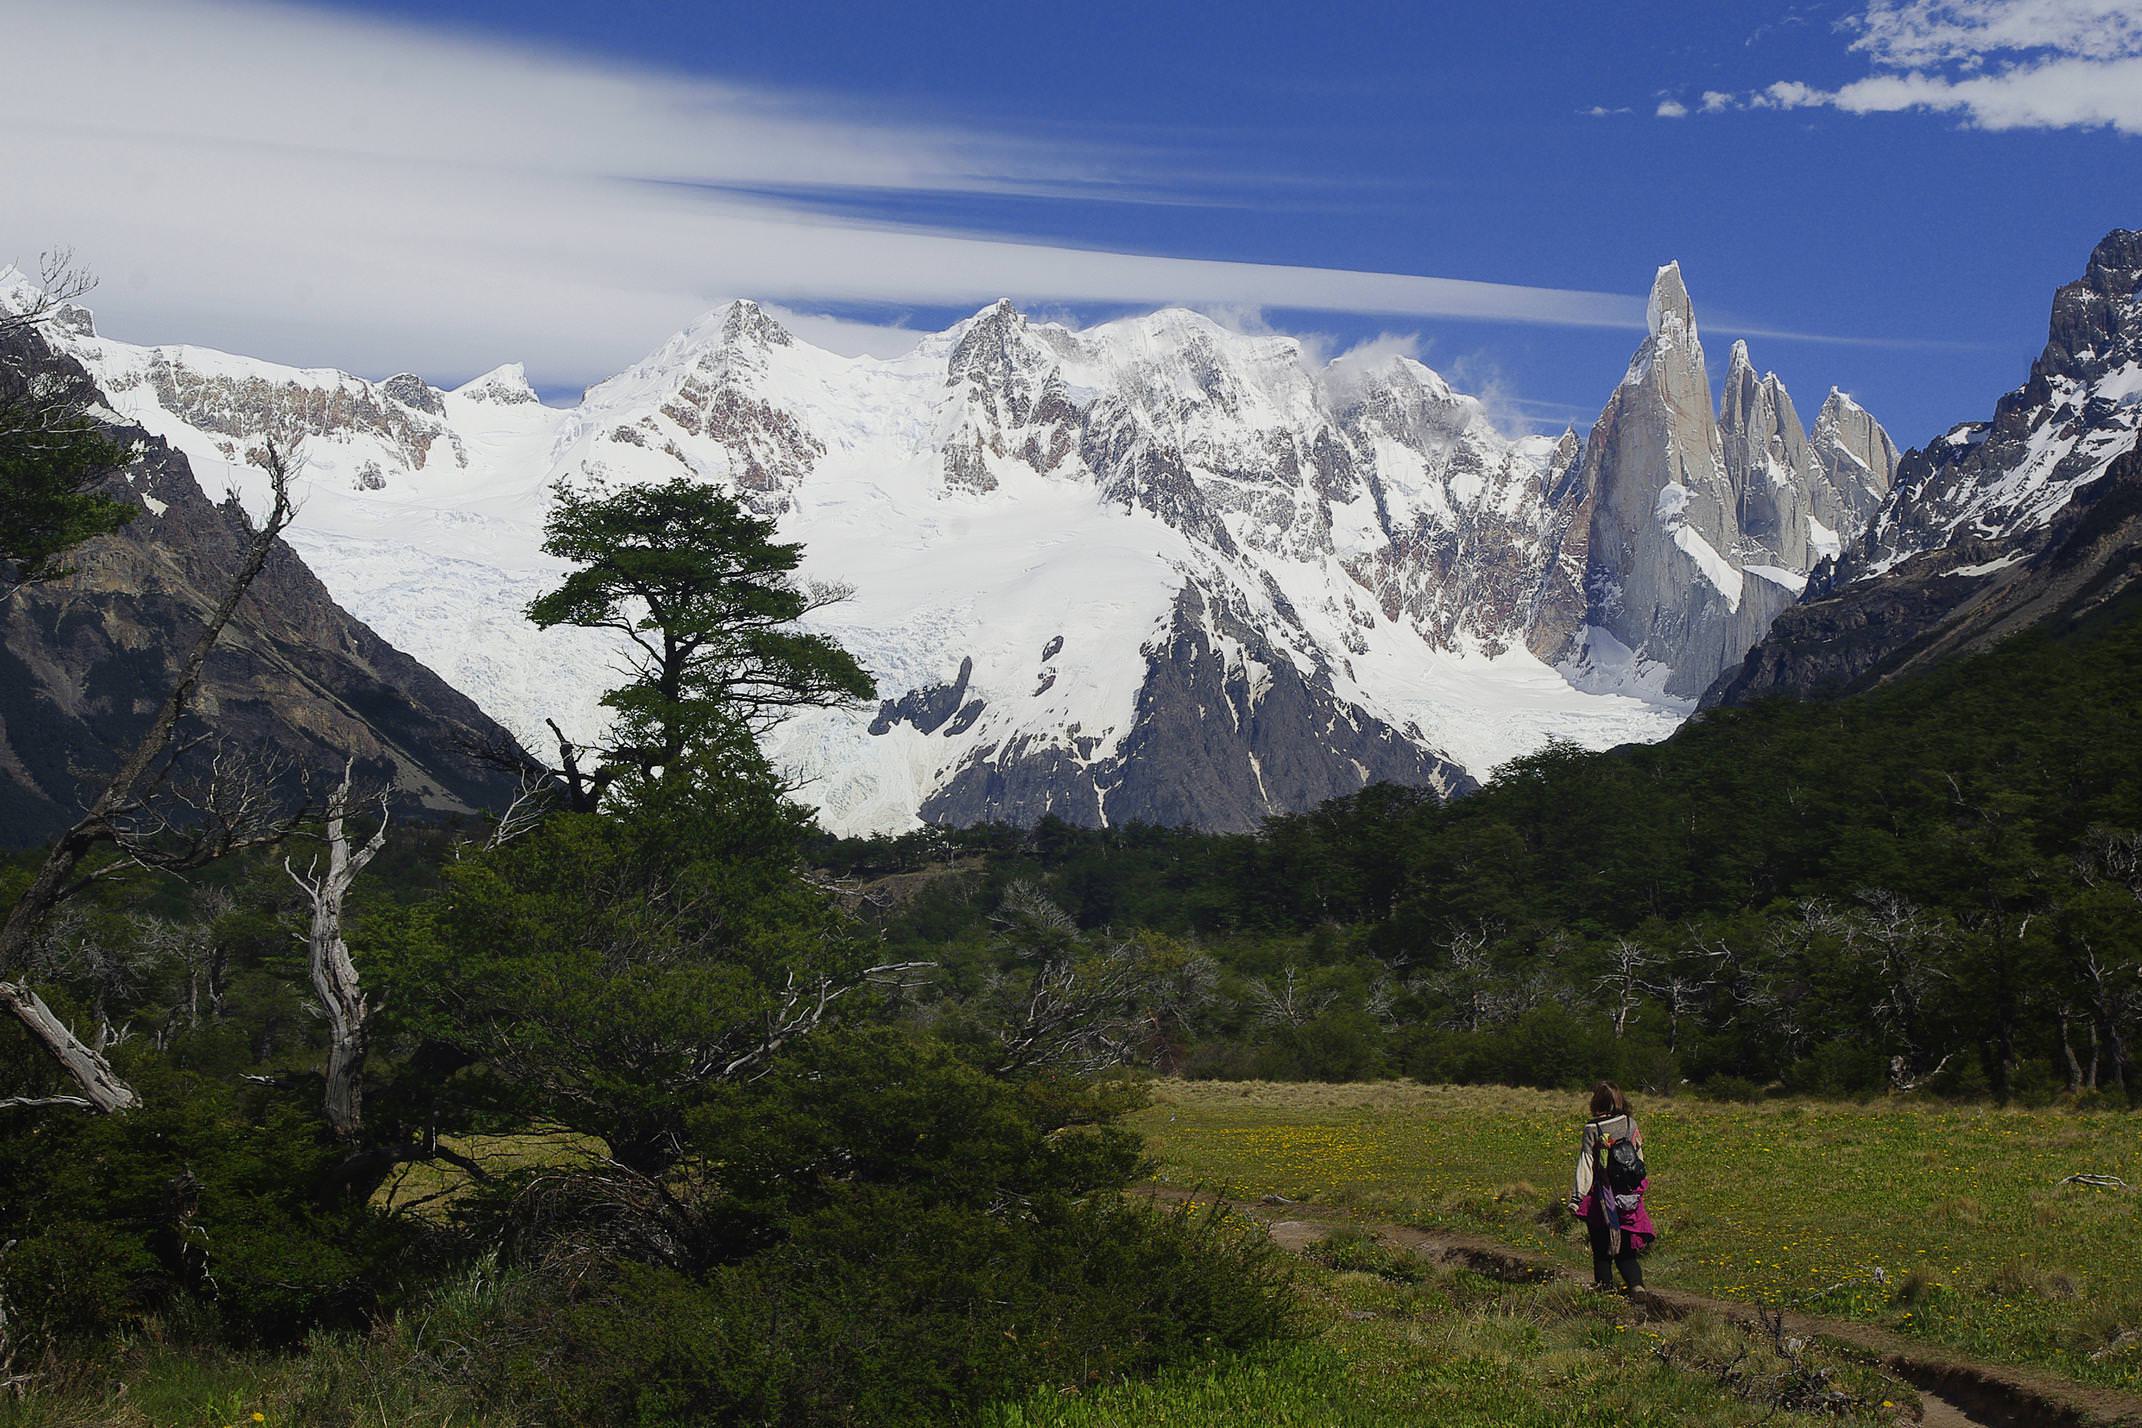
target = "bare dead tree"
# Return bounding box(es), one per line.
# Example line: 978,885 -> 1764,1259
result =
1407,921 -> 1529,1033
0,440 -> 303,1113
1801,891 -> 1958,1091
2072,828 -> 2142,1091
713,958 -> 934,1084
486,771 -> 555,850
2073,949 -> 2137,1093
287,761 -> 391,1138
0,249 -> 94,340
1365,972 -> 1400,1029
1246,964 -> 1340,1031
1888,1051 -> 1956,1093
1593,937 -> 1657,1039
984,882 -> 1166,1076
0,250 -> 114,470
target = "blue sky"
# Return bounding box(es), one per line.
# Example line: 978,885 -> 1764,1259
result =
5,0 -> 2139,445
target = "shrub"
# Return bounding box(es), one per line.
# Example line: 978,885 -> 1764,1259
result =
1696,1074 -> 1764,1102
350,1194 -> 1292,1427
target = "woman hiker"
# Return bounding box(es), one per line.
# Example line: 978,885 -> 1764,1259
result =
1568,1080 -> 1654,1292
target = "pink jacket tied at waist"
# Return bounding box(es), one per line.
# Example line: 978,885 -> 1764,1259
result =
1572,1111 -> 1655,1246
1574,1179 -> 1655,1244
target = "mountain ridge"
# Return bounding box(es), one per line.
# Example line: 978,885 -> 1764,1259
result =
1709,229 -> 2142,708
23,269 -> 1894,833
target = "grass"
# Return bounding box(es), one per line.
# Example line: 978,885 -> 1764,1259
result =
1132,1079 -> 2142,1391
983,1247 -> 1914,1426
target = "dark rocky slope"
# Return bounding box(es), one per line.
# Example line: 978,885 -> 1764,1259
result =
0,332 -> 524,846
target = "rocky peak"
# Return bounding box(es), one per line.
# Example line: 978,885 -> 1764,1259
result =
454,362 -> 539,406
1722,337 -> 1755,384
380,371 -> 445,416
2080,228 -> 2142,298
720,299 -> 793,350
2037,228 -> 2142,388
1847,231 -> 2139,578
1544,260 -> 1865,698
1718,340 -> 1812,573
51,302 -> 95,338
1632,261 -> 1700,379
946,298 -> 1038,390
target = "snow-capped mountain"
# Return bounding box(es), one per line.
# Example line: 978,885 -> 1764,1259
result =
1710,229 -> 2142,706
1856,229 -> 2142,578
26,266 -> 1892,833
1540,265 -> 1899,700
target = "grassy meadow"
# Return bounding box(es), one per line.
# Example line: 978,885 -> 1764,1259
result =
1132,1081 -> 2142,1392
985,1233 -> 1916,1427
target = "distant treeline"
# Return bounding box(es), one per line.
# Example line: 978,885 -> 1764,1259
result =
815,585 -> 2142,1103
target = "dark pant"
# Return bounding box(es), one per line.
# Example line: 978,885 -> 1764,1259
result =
1587,1211 -> 1643,1289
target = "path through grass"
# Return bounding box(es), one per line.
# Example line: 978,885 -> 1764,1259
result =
1132,1082 -> 2142,1392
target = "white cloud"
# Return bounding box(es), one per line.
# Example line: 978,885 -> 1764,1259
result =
1825,55 -> 2142,130
1581,104 -> 1634,117
1656,99 -> 1691,118
1699,91 -> 1735,113
0,0 -> 1644,388
1726,0 -> 2142,133
1747,80 -> 1830,109
755,306 -> 927,360
1848,0 -> 2142,68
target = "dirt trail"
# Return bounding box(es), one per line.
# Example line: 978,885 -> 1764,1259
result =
1135,1185 -> 2142,1428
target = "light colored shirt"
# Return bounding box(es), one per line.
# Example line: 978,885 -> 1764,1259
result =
1572,1111 -> 1641,1201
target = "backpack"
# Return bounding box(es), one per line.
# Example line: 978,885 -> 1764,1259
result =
1602,1134 -> 1647,1194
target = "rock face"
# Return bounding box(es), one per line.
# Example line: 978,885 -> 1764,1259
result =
0,332 -> 526,847
27,268 -> 1888,834
1710,230 -> 2142,707
1720,340 -> 1814,574
1807,389 -> 1897,555
1706,437 -> 2142,704
1541,266 -> 1896,699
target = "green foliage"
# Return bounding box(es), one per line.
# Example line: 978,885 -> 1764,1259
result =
465,1196 -> 1289,1427
0,1063 -> 419,1354
374,767 -> 865,1176
0,392 -> 132,593
525,477 -> 872,798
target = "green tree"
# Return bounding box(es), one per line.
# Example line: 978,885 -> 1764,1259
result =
526,478 -> 873,810
0,251 -> 132,598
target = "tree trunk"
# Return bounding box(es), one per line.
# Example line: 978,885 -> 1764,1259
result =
293,762 -> 387,1139
2061,1010 -> 2086,1095
0,981 -> 139,1112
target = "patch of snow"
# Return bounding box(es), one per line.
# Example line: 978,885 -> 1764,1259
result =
1953,552 -> 2027,578
1743,563 -> 1806,592
1671,524 -> 1744,610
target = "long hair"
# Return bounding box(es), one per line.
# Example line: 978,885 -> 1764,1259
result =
1588,1080 -> 1628,1119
